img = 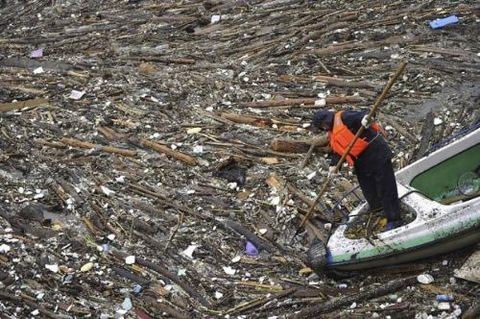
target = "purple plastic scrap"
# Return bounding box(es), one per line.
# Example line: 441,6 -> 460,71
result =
429,15 -> 459,29
245,241 -> 259,256
31,48 -> 44,58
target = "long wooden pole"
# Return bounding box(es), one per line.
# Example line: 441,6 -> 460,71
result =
291,61 -> 407,242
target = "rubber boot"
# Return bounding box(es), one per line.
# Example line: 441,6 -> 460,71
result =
307,238 -> 327,273
386,220 -> 403,231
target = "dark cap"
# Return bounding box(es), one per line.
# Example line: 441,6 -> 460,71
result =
311,110 -> 334,131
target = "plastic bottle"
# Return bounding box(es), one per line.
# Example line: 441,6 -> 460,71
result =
436,294 -> 454,302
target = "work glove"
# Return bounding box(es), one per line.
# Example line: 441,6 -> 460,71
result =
361,115 -> 371,129
327,166 -> 338,178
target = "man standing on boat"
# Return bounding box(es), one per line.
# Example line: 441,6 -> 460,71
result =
311,109 -> 402,230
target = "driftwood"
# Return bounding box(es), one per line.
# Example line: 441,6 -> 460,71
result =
111,250 -> 211,309
221,112 -> 273,127
0,291 -> 69,319
0,98 -> 49,112
313,75 -> 376,89
129,56 -> 196,64
300,144 -> 315,168
220,112 -> 302,129
287,187 -> 334,224
412,111 -> 435,161
292,276 -> 417,318
266,174 -> 327,240
56,178 -> 85,206
1,0 -> 479,316
60,137 -> 137,157
34,138 -> 67,149
308,34 -> 418,56
225,288 -> 296,316
278,74 -> 375,89
240,96 -> 363,108
222,219 -> 276,252
140,138 -> 197,166
378,113 -> 418,144
142,295 -> 190,319
97,126 -> 125,141
410,45 -> 475,57
271,135 -> 329,153
111,266 -> 151,286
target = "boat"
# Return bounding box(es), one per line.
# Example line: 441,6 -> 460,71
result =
309,124 -> 480,271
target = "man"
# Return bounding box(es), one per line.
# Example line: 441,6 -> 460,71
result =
311,109 -> 402,230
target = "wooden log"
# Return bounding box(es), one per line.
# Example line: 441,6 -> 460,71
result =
220,112 -> 302,131
410,45 -> 474,57
111,266 -> 151,286
142,296 -> 189,319
225,288 -> 296,316
97,126 -> 124,141
140,139 -> 197,166
300,144 -> 315,168
34,138 -> 67,149
0,98 -> 49,112
60,137 -> 137,157
308,34 -> 418,56
271,136 -> 329,153
2,84 -> 46,95
240,96 -> 362,108
221,112 -> 273,127
130,56 -> 195,64
313,75 -> 375,89
278,74 -> 374,89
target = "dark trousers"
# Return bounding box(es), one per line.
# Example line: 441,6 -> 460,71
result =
355,159 -> 401,222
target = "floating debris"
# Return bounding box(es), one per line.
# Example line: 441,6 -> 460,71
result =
0,0 -> 478,318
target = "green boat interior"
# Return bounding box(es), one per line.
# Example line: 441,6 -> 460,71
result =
410,144 -> 480,205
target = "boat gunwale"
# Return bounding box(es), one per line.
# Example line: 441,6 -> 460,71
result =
326,223 -> 480,269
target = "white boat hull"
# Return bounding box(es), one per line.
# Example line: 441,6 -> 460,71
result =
325,128 -> 480,270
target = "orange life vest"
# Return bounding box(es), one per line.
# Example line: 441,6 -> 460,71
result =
329,111 -> 382,166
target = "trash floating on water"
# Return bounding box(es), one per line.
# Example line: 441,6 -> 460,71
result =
30,48 -> 43,58
245,241 -> 259,256
223,266 -> 236,275
80,262 -> 94,272
429,15 -> 459,29
182,244 -> 199,259
417,273 -> 434,284
436,294 -> 454,302
69,90 -> 86,100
